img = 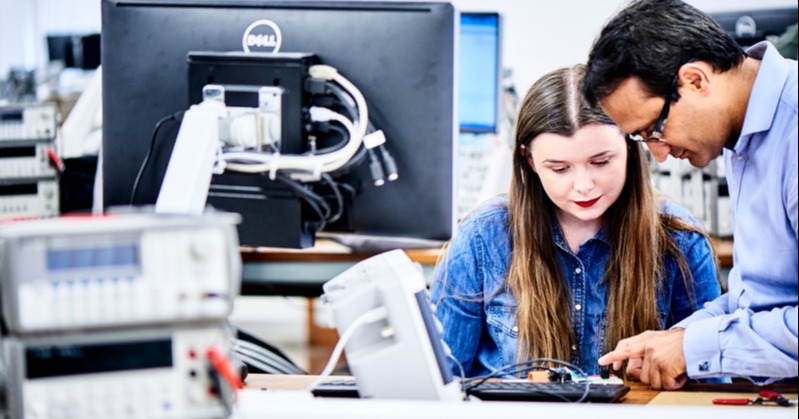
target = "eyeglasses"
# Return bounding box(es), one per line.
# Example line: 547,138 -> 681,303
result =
626,75 -> 678,144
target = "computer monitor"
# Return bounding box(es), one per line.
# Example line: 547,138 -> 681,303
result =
101,0 -> 457,248
709,8 -> 798,49
458,12 -> 501,133
47,34 -> 101,70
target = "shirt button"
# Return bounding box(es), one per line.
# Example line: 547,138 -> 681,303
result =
575,304 -> 582,311
512,325 -> 518,333
575,267 -> 582,274
571,345 -> 577,351
736,154 -> 744,161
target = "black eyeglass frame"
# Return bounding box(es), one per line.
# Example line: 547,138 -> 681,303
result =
626,75 -> 679,144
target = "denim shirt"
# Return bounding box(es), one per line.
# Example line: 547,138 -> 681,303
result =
430,197 -> 721,378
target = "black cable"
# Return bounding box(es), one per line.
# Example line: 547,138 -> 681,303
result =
337,182 -> 357,199
307,122 -> 350,155
319,173 -> 345,224
129,110 -> 185,205
274,173 -> 331,231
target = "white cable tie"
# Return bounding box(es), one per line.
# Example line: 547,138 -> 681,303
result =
313,160 -> 323,178
363,129 -> 387,149
309,64 -> 338,81
268,152 -> 281,180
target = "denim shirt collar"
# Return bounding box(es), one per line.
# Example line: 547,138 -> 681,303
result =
551,218 -> 611,254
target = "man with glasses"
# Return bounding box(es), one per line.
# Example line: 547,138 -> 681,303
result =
583,0 -> 797,390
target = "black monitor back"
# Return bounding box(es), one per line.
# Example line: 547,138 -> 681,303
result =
101,0 -> 457,242
710,8 -> 797,48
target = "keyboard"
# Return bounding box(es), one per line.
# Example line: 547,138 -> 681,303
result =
310,379 -> 630,403
465,380 -> 630,402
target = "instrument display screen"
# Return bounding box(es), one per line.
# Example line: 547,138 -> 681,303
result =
25,339 -> 172,379
46,244 -> 139,271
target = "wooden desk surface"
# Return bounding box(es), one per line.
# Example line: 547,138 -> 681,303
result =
243,238 -> 732,268
243,374 -> 795,406
241,239 -> 442,265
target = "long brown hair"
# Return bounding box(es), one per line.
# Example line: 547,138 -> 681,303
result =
509,64 -> 713,364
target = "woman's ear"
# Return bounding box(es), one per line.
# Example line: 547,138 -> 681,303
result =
526,154 -> 537,173
520,144 -> 537,173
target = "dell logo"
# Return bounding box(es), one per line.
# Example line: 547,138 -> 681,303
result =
242,19 -> 282,53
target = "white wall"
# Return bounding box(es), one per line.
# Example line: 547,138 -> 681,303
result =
0,0 -> 101,77
0,0 -> 794,89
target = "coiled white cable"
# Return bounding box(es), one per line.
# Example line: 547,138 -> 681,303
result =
222,64 -> 367,177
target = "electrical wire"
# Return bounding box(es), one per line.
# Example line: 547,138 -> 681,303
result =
273,173 -> 331,231
462,358 -> 591,403
319,173 -> 345,224
222,65 -> 367,176
129,110 -> 185,205
305,306 -> 389,393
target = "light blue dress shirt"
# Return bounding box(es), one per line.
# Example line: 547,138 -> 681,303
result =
431,197 -> 721,378
678,42 -> 799,382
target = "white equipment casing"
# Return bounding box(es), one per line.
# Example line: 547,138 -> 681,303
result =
0,211 -> 241,334
155,100 -> 225,215
0,105 -> 58,143
322,249 -> 462,401
3,323 -> 235,419
0,178 -> 59,219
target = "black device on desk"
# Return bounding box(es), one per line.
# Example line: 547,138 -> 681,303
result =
101,0 -> 457,249
310,378 -> 630,403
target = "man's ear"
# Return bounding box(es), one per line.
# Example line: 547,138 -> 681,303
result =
678,62 -> 713,96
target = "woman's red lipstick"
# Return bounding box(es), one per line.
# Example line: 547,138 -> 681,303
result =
575,197 -> 600,208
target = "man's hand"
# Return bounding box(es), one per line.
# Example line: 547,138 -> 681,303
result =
598,329 -> 688,390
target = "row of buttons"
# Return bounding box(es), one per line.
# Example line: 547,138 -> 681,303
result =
0,158 -> 54,178
17,277 -> 230,330
24,370 -> 223,419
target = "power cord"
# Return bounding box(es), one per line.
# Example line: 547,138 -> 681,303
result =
129,110 -> 185,205
305,306 -> 389,393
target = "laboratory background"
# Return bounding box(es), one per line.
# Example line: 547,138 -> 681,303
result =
0,0 -> 796,378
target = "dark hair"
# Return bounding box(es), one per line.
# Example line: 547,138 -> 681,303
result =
583,0 -> 746,106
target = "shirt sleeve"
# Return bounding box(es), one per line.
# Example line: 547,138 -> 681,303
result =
430,217 -> 487,377
674,292 -> 731,328
683,305 -> 798,381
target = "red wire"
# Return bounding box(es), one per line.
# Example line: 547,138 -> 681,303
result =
207,346 -> 244,399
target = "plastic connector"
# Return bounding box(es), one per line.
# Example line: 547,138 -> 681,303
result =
380,147 -> 399,181
304,77 -> 328,95
309,64 -> 339,81
370,158 -> 386,186
309,106 -> 338,123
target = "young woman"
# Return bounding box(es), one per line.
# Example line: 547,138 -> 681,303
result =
430,64 -> 721,378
